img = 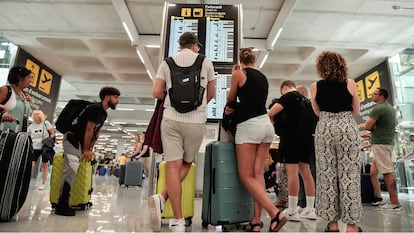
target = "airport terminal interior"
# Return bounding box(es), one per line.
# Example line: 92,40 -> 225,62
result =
1,0 -> 414,232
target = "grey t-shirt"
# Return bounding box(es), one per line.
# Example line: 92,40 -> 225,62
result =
27,120 -> 53,150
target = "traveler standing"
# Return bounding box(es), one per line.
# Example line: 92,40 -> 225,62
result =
364,87 -> 401,210
55,86 -> 120,216
0,66 -> 32,132
27,110 -> 55,190
226,48 -> 287,232
268,80 -> 317,221
148,32 -> 215,232
311,51 -> 362,232
134,131 -> 150,178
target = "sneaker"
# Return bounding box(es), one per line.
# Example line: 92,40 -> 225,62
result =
282,208 -> 301,221
148,194 -> 165,231
169,218 -> 186,232
377,202 -> 403,211
38,184 -> 46,190
371,197 -> 386,206
55,202 -> 76,216
299,208 -> 317,220
296,206 -> 304,214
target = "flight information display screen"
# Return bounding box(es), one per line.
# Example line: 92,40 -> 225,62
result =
168,16 -> 199,57
205,17 -> 235,63
207,72 -> 232,120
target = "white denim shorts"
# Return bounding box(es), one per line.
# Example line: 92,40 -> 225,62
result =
235,114 -> 274,144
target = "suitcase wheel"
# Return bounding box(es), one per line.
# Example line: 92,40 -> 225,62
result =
202,221 -> 208,228
185,217 -> 192,226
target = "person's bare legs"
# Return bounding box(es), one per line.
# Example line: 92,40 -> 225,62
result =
237,143 -> 285,230
383,172 -> 399,204
161,161 -> 191,204
370,160 -> 382,198
41,162 -> 48,185
298,162 -> 315,196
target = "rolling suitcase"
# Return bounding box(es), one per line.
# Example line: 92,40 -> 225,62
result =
201,141 -> 254,228
50,152 -> 93,210
124,161 -> 143,187
156,161 -> 196,225
0,127 -> 33,221
119,164 -> 126,185
361,164 -> 374,203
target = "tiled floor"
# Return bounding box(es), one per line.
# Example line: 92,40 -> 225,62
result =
1,174 -> 414,232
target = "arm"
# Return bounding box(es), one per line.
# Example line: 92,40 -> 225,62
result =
310,82 -> 320,116
206,79 -> 216,103
268,103 -> 284,125
152,78 -> 166,100
348,79 -> 360,116
365,117 -> 377,131
225,65 -> 242,115
136,145 -> 149,159
131,142 -> 142,158
82,121 -> 96,162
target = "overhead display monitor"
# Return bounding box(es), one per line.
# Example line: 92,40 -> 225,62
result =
167,16 -> 199,57
206,72 -> 232,120
205,17 -> 234,63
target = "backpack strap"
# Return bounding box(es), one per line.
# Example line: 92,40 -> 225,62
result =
1,86 -> 12,105
165,54 -> 205,70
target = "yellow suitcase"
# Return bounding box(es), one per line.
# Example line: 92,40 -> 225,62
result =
49,152 -> 93,210
156,161 -> 196,225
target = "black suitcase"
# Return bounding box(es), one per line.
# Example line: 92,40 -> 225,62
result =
361,173 -> 374,203
119,165 -> 126,185
0,128 -> 33,221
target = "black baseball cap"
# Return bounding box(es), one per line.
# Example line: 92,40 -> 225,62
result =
179,32 -> 203,47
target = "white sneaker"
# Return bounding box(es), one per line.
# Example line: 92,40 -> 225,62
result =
377,202 -> 403,211
148,194 -> 165,231
299,208 -> 317,220
282,208 -> 301,221
38,184 -> 46,190
296,206 -> 304,214
169,218 -> 185,232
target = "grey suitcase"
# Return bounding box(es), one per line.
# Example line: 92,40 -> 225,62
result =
124,161 -> 143,187
201,141 -> 254,228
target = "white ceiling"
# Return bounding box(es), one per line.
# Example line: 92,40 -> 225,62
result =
1,0 -> 414,155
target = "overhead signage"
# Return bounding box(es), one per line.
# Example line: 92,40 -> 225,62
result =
354,60 -> 393,129
14,48 -> 61,122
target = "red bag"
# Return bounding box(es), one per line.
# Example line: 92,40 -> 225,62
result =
145,99 -> 164,154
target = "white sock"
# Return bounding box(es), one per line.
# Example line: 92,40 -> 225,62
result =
158,194 -> 165,209
288,195 -> 298,212
306,196 -> 315,209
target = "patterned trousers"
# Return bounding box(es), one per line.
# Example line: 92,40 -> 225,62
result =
315,111 -> 363,224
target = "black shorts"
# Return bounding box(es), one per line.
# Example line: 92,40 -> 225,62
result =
32,149 -> 50,163
278,136 -> 313,164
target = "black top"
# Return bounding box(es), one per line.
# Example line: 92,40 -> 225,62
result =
277,91 -> 301,137
68,103 -> 107,149
141,141 -> 150,157
316,80 -> 353,113
236,68 -> 268,123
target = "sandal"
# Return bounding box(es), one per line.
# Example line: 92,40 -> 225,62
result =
325,223 -> 340,232
268,211 -> 287,232
243,221 -> 263,232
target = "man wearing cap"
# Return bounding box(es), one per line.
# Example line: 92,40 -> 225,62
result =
365,87 -> 401,211
148,32 -> 216,232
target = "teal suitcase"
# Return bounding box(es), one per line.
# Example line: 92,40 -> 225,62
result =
201,141 -> 254,228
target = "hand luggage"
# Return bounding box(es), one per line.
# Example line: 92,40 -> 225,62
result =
119,164 -> 126,185
156,161 -> 196,225
201,141 -> 254,228
50,152 -> 93,210
124,161 -> 143,187
361,162 -> 374,203
0,127 -> 33,221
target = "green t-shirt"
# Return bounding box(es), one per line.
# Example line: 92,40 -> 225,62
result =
369,102 -> 395,145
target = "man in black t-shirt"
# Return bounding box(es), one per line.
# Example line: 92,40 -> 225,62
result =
268,80 -> 316,221
56,86 -> 120,216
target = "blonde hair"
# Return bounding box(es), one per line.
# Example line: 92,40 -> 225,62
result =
31,109 -> 45,122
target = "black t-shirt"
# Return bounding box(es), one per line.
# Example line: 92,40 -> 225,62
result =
68,103 -> 107,149
141,141 -> 150,158
277,91 -> 301,137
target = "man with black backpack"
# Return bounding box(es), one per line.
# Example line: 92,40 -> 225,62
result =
268,80 -> 317,221
149,32 -> 215,232
55,86 -> 120,216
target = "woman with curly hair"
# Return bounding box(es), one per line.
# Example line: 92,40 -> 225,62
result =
311,51 -> 363,232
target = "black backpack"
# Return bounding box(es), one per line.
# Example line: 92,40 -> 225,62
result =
269,98 -> 288,137
294,92 -> 318,137
165,55 -> 205,113
55,99 -> 92,133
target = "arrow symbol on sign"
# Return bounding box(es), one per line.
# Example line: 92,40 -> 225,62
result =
41,73 -> 52,83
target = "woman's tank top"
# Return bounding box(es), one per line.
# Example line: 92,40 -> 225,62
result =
3,87 -> 30,132
315,80 -> 353,113
236,68 -> 268,123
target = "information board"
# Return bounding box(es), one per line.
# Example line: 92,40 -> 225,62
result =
167,17 -> 199,57
206,72 -> 232,120
205,17 -> 235,62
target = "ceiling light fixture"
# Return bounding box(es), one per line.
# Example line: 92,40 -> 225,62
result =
392,5 -> 414,10
116,108 -> 134,111
260,53 -> 269,69
146,69 -> 153,79
122,22 -> 134,42
270,28 -> 283,48
136,50 -> 145,64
